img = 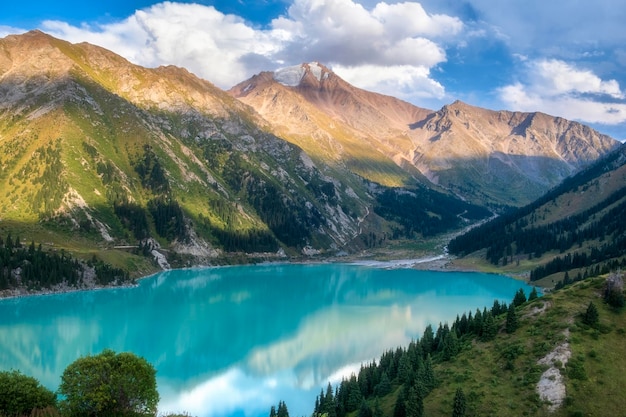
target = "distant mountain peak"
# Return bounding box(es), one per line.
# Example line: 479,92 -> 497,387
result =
273,62 -> 332,87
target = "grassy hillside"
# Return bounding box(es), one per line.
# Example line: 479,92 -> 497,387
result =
448,144 -> 626,288
294,273 -> 625,417
425,275 -> 625,417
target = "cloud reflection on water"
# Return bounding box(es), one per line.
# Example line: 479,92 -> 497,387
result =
0,264 -> 536,417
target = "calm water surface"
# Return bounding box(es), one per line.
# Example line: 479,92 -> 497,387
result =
0,263 -> 536,417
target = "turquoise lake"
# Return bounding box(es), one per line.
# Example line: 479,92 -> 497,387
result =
0,263 -> 536,417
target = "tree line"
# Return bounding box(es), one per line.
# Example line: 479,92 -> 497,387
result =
374,187 -> 490,238
269,287 -> 536,417
0,234 -> 131,292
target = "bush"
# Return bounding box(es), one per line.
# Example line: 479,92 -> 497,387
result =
0,370 -> 57,416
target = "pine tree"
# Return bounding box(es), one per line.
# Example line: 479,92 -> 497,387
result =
421,325 -> 434,355
375,371 -> 392,396
422,354 -> 436,392
452,387 -> 466,417
506,303 -> 518,333
406,385 -> 424,417
357,399 -> 372,417
528,287 -> 539,301
373,398 -> 383,417
277,401 -> 289,417
513,288 -> 527,307
481,312 -> 497,341
582,301 -> 599,326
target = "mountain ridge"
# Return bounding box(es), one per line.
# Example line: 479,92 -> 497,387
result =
230,62 -> 619,207
0,30 -> 495,276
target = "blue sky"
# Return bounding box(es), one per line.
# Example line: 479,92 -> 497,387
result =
1,0 -> 625,140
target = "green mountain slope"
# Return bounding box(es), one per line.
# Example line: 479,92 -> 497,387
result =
0,31 -> 492,280
287,273 -> 625,417
448,143 -> 626,287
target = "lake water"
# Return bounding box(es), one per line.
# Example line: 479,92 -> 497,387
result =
0,263 -> 536,417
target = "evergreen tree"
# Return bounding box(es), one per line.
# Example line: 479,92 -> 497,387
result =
513,288 -> 527,307
481,312 -> 497,341
406,385 -> 424,417
398,353 -> 412,383
422,354 -> 436,392
375,371 -> 392,396
582,301 -> 599,326
277,401 -> 289,417
421,325 -> 434,355
506,303 -> 518,333
442,331 -> 460,361
452,387 -> 466,417
373,399 -> 383,417
393,389 -> 407,417
357,399 -> 372,417
528,287 -> 539,301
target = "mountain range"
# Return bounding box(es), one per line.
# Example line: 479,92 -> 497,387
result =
0,31 -> 621,275
230,62 -> 619,207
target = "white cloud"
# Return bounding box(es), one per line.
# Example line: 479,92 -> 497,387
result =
498,59 -> 626,125
36,0 -> 460,100
0,25 -> 26,38
528,60 -> 623,99
333,64 -> 445,100
42,3 -> 277,88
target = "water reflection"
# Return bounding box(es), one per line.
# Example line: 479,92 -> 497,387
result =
0,264 -> 535,417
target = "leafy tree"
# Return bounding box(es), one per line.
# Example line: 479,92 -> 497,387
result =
506,303 -> 518,333
0,370 -> 56,416
58,349 -> 159,416
452,387 -> 466,417
582,301 -> 599,326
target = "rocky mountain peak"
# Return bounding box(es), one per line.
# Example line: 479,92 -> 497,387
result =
273,62 -> 332,88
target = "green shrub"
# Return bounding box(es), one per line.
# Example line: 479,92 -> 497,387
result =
0,370 -> 56,416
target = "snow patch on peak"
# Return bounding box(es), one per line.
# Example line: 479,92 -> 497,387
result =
308,62 -> 325,82
274,64 -> 306,87
274,62 -> 328,86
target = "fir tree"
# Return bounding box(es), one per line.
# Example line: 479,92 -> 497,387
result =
452,387 -> 466,417
582,301 -> 599,326
406,385 -> 424,417
528,287 -> 539,301
513,288 -> 527,307
481,312 -> 497,341
506,303 -> 518,333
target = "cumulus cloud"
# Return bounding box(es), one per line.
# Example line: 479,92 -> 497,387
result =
38,0 -> 460,100
42,2 -> 277,88
332,64 -> 445,100
498,59 -> 626,125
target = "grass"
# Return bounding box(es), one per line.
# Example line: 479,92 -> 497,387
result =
419,275 -> 626,417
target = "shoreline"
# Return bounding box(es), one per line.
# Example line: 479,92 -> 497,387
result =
0,251 -> 537,301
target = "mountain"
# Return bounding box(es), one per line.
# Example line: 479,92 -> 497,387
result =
0,31 -> 364,263
230,63 -> 620,208
0,31 -> 490,275
448,142 -> 626,285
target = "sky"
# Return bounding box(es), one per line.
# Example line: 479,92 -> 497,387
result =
1,0 -> 625,140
